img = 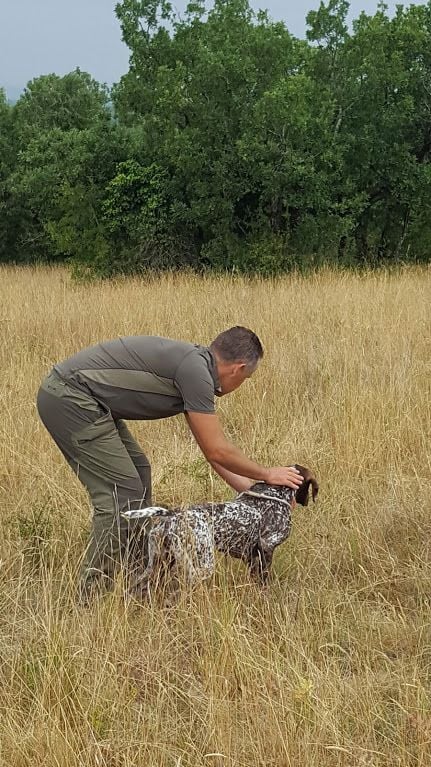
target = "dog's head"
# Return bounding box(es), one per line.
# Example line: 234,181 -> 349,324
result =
292,464 -> 319,506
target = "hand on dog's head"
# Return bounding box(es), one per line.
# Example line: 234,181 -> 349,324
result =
292,464 -> 319,506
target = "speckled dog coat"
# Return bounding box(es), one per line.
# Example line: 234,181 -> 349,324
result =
123,464 -> 318,594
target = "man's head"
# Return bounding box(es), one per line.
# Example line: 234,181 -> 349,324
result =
210,326 -> 263,395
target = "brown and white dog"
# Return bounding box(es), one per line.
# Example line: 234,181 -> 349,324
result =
123,464 -> 318,597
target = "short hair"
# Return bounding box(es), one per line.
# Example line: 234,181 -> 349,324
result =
210,326 -> 263,368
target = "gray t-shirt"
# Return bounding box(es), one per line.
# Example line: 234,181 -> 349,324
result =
54,336 -> 220,420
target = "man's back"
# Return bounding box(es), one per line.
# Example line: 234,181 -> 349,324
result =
54,335 -> 219,420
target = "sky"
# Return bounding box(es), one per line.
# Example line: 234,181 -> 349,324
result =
0,0 -> 424,100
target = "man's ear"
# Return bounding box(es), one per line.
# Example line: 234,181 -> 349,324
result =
293,464 -> 319,507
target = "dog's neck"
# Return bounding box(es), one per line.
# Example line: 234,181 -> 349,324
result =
236,482 -> 294,506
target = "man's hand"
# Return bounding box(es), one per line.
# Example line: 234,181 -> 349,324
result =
266,466 -> 303,489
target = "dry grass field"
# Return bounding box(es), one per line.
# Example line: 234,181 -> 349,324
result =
0,264 -> 430,767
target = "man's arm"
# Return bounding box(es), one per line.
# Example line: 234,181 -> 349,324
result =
185,411 -> 303,488
210,461 -> 254,493
185,411 -> 269,480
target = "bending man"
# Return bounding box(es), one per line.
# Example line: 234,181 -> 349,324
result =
37,326 -> 302,600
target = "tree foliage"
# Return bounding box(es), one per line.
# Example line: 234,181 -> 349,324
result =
2,1 -> 431,274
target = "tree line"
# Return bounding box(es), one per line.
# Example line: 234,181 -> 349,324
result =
1,0 -> 431,276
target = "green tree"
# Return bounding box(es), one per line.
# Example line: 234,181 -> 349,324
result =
5,71 -> 117,263
0,89 -> 17,260
14,69 -> 111,141
113,0 -> 310,270
2,0 -> 431,273
306,0 -> 431,262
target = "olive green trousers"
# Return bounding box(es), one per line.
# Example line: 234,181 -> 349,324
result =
37,369 -> 152,598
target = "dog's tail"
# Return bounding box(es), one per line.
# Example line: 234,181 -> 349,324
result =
121,506 -> 175,520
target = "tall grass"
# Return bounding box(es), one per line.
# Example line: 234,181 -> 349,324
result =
0,264 -> 430,766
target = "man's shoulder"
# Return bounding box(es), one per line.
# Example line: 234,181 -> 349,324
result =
175,344 -> 212,374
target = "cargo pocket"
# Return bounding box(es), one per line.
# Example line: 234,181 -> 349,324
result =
71,410 -> 115,447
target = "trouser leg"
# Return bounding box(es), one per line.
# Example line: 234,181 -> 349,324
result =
115,418 -> 153,575
36,372 -> 151,597
115,419 -> 152,505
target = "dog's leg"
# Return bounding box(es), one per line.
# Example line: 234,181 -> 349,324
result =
127,526 -> 164,601
248,541 -> 274,584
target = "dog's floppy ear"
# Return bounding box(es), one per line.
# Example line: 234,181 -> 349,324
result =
293,464 -> 319,507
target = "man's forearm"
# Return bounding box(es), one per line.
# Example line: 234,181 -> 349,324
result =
210,461 -> 254,493
211,442 -> 269,482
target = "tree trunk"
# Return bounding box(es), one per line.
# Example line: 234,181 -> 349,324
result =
338,233 -> 347,260
394,207 -> 410,260
378,204 -> 391,261
355,213 -> 369,263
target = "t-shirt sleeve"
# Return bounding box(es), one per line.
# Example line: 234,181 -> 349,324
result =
174,352 -> 216,414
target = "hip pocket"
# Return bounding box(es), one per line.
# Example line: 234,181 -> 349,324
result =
40,371 -> 68,398
42,370 -> 102,414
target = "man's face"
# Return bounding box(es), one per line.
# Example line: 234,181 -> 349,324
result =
216,361 -> 258,396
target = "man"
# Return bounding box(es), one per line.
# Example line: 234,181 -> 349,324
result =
37,326 -> 302,599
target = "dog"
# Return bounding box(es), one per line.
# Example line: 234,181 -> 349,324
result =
123,464 -> 318,597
